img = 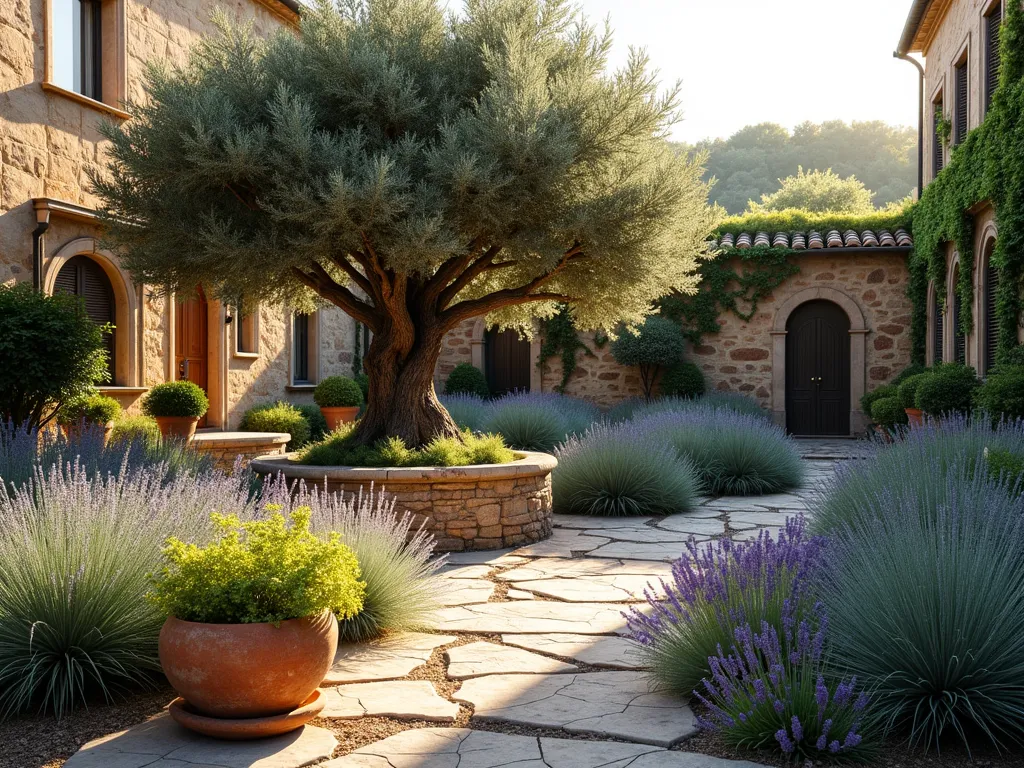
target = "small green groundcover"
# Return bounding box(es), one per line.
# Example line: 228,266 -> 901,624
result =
297,423 -> 517,468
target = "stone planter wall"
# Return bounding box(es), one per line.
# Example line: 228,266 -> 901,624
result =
192,432 -> 290,472
250,452 -> 556,551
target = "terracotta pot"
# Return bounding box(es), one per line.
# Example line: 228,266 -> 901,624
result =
905,408 -> 924,427
159,610 -> 338,719
154,415 -> 200,441
320,406 -> 360,432
873,425 -> 894,443
61,421 -> 115,445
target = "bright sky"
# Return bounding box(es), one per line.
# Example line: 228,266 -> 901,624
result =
575,0 -> 921,143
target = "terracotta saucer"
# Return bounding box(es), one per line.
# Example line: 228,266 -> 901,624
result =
168,689 -> 325,740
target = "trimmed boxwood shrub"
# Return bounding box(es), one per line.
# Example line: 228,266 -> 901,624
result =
860,384 -> 896,418
914,363 -> 979,416
142,381 -> 209,418
891,362 -> 928,386
871,395 -> 908,430
313,376 -> 363,408
108,415 -> 162,447
974,365 -> 1024,421
58,393 -> 122,427
660,361 -> 705,399
611,315 -> 686,401
896,372 -> 929,410
295,403 -> 329,442
444,363 -> 489,398
241,401 -> 312,450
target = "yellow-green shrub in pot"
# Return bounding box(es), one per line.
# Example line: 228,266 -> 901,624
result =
149,506 -> 365,739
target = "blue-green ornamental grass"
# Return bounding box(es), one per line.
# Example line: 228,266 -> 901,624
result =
481,393 -> 598,452
440,393 -> 489,433
553,421 -> 697,516
821,466 -> 1024,752
635,405 -> 803,496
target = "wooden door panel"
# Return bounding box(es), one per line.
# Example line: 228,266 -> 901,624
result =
485,328 -> 532,395
786,301 -> 850,436
175,287 -> 209,427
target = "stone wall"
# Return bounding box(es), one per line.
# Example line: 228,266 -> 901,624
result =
192,431 -> 289,472
250,453 -> 556,552
434,250 -> 914,431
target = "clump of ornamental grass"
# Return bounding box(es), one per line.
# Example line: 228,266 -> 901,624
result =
480,392 -> 598,451
299,423 -> 514,467
608,393 -> 769,424
148,506 -> 365,625
439,393 -> 488,433
258,475 -> 446,642
635,405 -> 803,496
821,466 -> 1024,753
812,414 -> 1024,535
0,463 -> 251,718
696,613 -> 874,762
553,421 -> 697,516
626,516 -> 825,696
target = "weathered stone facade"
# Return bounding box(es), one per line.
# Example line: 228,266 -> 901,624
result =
250,453 -> 556,552
435,249 -> 914,433
1,0 -> 358,428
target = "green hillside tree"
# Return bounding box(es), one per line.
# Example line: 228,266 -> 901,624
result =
92,0 -> 719,447
748,168 -> 875,214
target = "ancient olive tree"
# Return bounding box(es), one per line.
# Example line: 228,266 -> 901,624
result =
94,0 -> 720,447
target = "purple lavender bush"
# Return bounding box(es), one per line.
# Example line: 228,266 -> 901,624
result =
626,516 -> 824,694
695,611 -> 873,761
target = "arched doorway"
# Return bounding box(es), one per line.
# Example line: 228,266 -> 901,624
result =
785,300 -> 851,436
175,287 -> 209,427
53,255 -> 116,382
485,328 -> 532,395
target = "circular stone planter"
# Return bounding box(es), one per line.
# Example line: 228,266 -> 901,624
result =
250,451 -> 556,551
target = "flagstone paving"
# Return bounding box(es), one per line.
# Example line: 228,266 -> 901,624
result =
322,728 -> 767,768
445,641 -> 578,679
65,447 -> 854,768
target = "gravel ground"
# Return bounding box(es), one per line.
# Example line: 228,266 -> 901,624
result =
0,687 -> 171,768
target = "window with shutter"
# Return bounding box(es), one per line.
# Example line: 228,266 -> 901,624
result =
933,99 -> 944,175
954,61 -> 969,146
933,288 -> 944,365
53,255 -> 115,381
293,313 -> 317,384
985,5 -> 1002,116
985,252 -> 1000,374
953,268 -> 966,365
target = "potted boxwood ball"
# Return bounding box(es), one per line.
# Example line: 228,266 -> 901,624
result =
142,380 -> 209,440
150,506 -> 365,739
314,376 -> 363,431
57,393 -> 122,443
897,372 -> 929,426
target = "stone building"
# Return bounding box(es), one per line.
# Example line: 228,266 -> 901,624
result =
0,0 -> 358,429
898,0 -> 1011,373
435,229 -> 916,436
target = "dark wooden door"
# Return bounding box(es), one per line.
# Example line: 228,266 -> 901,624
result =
786,301 -> 850,436
175,286 -> 209,427
485,328 -> 531,395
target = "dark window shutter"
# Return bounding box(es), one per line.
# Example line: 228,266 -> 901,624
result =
954,62 -> 969,145
934,101 -> 945,175
985,259 -> 1000,373
986,5 -> 1002,114
54,255 -> 115,381
934,295 -> 944,364
293,313 -> 309,383
953,283 -> 966,365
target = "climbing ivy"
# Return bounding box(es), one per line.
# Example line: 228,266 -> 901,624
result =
537,305 -> 594,393
909,0 -> 1024,364
657,249 -> 800,345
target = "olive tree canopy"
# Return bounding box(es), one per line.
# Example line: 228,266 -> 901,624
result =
94,0 -> 720,447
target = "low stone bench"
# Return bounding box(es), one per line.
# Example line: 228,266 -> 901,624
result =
250,451 -> 556,551
192,432 -> 290,472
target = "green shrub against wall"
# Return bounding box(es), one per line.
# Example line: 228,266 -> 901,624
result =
909,0 -> 1024,364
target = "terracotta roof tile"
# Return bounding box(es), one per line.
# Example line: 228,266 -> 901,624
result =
709,228 -> 913,252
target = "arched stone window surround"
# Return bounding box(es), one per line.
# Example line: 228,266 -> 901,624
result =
43,237 -> 141,387
947,252 -> 964,365
469,318 -> 543,392
976,223 -> 999,374
926,279 -> 941,366
769,287 -> 868,434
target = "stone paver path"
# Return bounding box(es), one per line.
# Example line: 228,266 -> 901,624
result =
66,442 -> 854,768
